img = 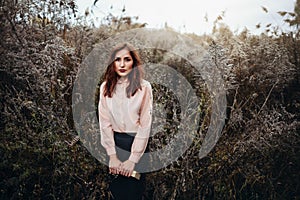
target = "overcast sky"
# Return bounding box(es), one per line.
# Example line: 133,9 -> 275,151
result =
76,0 -> 296,35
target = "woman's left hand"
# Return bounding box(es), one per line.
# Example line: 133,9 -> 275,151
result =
119,160 -> 135,177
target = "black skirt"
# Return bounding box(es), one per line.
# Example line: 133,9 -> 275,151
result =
108,132 -> 147,200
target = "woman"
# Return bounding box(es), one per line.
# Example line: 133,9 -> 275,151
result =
98,43 -> 153,200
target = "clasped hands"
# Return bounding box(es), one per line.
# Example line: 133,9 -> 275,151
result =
109,154 -> 135,177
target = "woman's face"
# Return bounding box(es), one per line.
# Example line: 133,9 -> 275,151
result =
114,48 -> 134,78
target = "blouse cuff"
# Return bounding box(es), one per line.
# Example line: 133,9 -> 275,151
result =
129,153 -> 142,163
106,147 -> 116,156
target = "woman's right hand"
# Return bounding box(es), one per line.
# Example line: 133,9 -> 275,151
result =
109,154 -> 122,174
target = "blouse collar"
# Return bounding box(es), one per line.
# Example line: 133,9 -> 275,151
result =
117,78 -> 129,84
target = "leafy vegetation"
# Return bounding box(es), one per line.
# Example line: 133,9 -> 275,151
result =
1,0 -> 299,199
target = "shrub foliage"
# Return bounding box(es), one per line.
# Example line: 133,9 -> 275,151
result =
0,0 -> 299,199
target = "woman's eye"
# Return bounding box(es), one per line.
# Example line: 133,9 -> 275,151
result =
125,58 -> 132,62
115,58 -> 121,62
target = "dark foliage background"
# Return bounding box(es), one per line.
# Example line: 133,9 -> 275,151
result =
0,0 -> 299,199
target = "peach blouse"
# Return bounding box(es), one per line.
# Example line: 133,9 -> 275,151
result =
98,79 -> 153,163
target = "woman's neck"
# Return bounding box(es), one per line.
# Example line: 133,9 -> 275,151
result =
118,76 -> 128,83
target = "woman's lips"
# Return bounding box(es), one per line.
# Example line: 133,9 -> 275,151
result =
119,69 -> 127,73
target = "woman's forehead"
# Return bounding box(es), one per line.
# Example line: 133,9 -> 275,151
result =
115,49 -> 132,58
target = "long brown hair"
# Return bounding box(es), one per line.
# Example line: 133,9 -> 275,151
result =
103,43 -> 144,98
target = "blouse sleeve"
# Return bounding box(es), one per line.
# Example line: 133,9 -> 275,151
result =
98,82 -> 116,156
129,82 -> 153,163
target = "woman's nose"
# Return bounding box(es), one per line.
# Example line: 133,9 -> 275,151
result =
120,59 -> 125,67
